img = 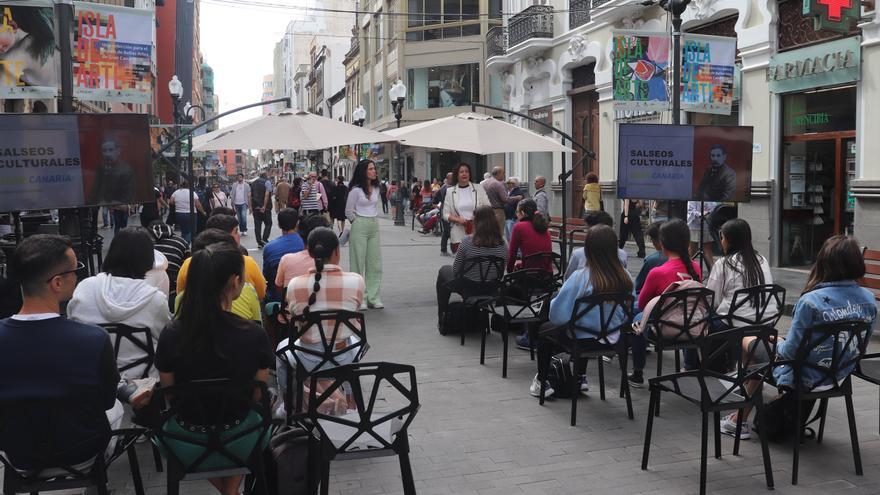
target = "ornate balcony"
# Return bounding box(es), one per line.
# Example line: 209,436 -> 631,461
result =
508,5 -> 553,49
569,0 -> 590,30
487,26 -> 507,58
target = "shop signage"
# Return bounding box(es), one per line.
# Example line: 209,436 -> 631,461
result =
528,105 -> 553,133
803,0 -> 859,34
767,37 -> 860,93
791,112 -> 831,126
680,34 -> 737,116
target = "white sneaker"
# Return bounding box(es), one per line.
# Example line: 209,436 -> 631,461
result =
529,374 -> 554,398
359,302 -> 368,311
368,301 -> 384,309
240,231 -> 248,236
719,413 -> 751,440
579,375 -> 589,393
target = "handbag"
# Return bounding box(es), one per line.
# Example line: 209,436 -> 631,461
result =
464,219 -> 474,235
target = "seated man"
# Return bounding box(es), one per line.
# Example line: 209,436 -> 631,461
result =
262,208 -> 304,303
635,221 -> 668,294
564,211 -> 628,281
0,235 -> 121,472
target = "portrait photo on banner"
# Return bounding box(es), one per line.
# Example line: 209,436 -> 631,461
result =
78,113 -> 153,207
691,125 -> 753,203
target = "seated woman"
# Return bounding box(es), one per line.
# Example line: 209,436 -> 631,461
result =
627,219 -> 702,388
68,227 -> 171,407
275,227 -> 365,415
720,235 -> 877,441
436,205 -> 507,331
531,225 -> 634,397
508,198 -> 552,273
155,243 -> 272,495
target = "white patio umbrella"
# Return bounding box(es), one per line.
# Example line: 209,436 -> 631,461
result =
382,112 -> 573,154
191,109 -> 397,151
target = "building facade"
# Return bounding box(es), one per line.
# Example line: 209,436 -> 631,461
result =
261,74 -> 275,115
486,0 -> 880,268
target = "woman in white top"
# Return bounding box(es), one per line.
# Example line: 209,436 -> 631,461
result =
345,159 -> 383,309
705,218 -> 776,326
208,183 -> 229,210
168,180 -> 205,243
441,162 -> 491,252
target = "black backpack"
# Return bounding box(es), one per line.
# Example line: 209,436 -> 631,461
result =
265,425 -> 314,495
251,179 -> 268,208
547,355 -> 574,399
752,392 -> 817,443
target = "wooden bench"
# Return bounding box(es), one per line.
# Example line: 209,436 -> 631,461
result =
861,248 -> 880,301
548,217 -> 587,258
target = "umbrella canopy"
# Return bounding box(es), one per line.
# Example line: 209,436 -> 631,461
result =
191,109 -> 397,152
382,112 -> 573,155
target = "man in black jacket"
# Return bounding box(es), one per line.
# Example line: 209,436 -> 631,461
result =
434,172 -> 454,255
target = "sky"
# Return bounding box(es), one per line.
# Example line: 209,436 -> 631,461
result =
199,0 -> 309,127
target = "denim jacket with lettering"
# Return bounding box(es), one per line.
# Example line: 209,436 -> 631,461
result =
774,281 -> 877,390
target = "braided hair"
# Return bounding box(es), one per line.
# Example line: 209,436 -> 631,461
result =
301,227 -> 340,316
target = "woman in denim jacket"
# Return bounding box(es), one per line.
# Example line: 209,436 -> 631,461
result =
719,235 -> 876,440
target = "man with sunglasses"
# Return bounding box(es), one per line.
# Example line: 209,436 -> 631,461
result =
0,235 -> 122,471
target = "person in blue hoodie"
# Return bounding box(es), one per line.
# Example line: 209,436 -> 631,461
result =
719,235 -> 876,440
530,225 -> 635,398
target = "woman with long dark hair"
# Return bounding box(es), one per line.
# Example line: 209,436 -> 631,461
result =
627,219 -> 702,387
441,163 -> 490,253
531,225 -> 634,396
705,219 -> 774,325
435,206 -> 507,330
508,198 -> 551,273
345,159 -> 383,309
155,243 -> 272,495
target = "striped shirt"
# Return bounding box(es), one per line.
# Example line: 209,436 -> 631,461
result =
300,181 -> 322,211
452,236 -> 507,282
287,264 -> 365,342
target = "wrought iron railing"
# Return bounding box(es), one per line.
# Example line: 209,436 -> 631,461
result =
569,0 -> 591,30
508,5 -> 554,49
487,26 -> 507,58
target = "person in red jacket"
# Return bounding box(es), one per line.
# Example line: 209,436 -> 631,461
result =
507,198 -> 552,273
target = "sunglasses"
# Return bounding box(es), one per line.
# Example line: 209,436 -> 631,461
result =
46,261 -> 85,283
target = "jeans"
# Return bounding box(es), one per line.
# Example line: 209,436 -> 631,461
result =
253,207 -> 272,244
112,209 -> 128,235
176,212 -> 194,243
381,196 -> 389,214
349,217 -> 382,305
630,312 -> 651,371
505,218 -> 516,241
440,219 -> 451,253
234,203 -> 248,233
101,207 -> 110,227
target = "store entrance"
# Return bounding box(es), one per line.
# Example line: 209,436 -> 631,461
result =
780,133 -> 855,266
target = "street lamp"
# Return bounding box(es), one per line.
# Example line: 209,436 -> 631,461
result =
352,105 -> 367,161
168,75 -> 198,243
389,80 -> 407,226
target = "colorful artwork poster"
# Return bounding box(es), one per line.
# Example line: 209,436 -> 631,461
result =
612,31 -> 670,112
680,34 -> 736,115
0,0 -> 59,99
73,2 -> 153,104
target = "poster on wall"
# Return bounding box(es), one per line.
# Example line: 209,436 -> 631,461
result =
73,2 -> 153,104
0,113 -> 153,211
617,123 -> 753,202
680,34 -> 736,115
612,30 -> 670,112
0,0 -> 59,99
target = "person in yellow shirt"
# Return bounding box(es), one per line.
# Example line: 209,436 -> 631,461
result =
581,172 -> 601,218
176,215 -> 267,300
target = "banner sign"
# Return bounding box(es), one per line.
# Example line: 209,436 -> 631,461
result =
680,34 -> 736,115
0,0 -> 59,99
617,123 -> 754,202
0,113 -> 153,210
73,2 -> 153,104
767,36 -> 860,94
612,31 -> 670,112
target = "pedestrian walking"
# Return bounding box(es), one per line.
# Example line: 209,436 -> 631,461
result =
533,176 -> 549,217
251,172 -> 273,247
442,163 -> 490,253
274,176 -> 290,213
619,198 -> 646,258
300,171 -> 326,216
330,175 -> 349,233
168,180 -> 204,243
582,172 -> 601,217
209,183 -> 229,210
380,179 -> 389,214
229,173 -> 251,236
481,166 -> 510,237
346,159 -> 383,309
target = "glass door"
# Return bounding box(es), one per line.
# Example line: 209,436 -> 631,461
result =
842,137 -> 856,235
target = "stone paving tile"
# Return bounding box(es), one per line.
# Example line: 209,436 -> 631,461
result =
4,215 -> 880,494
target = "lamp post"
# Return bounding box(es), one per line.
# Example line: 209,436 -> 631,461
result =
168,75 -> 197,243
352,105 -> 367,161
389,80 -> 407,226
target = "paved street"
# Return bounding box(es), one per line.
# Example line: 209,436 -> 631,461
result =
7,214 -> 880,495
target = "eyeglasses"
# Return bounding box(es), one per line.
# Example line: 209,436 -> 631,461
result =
46,261 -> 85,283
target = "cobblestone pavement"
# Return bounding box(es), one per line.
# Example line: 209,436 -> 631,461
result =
6,214 -> 880,494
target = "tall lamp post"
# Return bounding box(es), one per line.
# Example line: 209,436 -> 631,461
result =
168,75 -> 197,243
352,105 -> 367,161
389,80 -> 407,226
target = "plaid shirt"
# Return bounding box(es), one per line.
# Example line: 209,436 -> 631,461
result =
287,264 -> 364,342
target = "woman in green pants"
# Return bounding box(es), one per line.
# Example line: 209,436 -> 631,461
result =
346,159 -> 383,309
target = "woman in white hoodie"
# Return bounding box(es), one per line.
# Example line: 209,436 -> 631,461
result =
69,227 -> 171,380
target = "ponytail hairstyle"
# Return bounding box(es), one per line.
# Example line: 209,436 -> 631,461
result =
175,242 -> 244,358
659,219 -> 700,281
517,198 -> 548,233
719,219 -> 765,289
301,227 -> 340,316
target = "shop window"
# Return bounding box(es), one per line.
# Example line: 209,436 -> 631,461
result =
407,0 -> 484,40
375,84 -> 384,119
407,63 -> 480,109
783,86 -> 856,136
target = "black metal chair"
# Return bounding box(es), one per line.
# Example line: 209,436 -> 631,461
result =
484,269 -> 552,378
769,320 -> 871,485
304,362 -> 420,495
152,379 -> 273,495
443,255 -> 505,346
0,397 -> 146,495
721,284 -> 786,329
642,287 -> 715,377
275,310 -> 369,423
853,351 -> 880,434
537,293 -> 636,425
642,325 -> 777,495
521,251 -> 563,290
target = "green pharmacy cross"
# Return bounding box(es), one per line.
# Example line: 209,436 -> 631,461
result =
803,0 -> 860,34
